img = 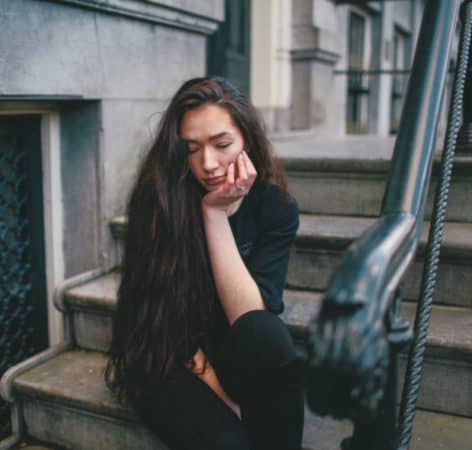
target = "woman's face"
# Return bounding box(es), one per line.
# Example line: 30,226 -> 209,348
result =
180,103 -> 245,191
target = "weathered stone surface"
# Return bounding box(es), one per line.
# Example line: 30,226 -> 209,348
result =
66,272 -> 119,312
0,0 -> 212,272
110,213 -> 472,306
73,310 -> 113,353
287,214 -> 472,307
62,271 -> 472,416
303,408 -> 472,450
399,352 -> 472,418
22,398 -> 167,450
11,347 -> 472,450
65,274 -> 472,356
287,170 -> 386,216
408,410 -> 472,450
280,156 -> 472,222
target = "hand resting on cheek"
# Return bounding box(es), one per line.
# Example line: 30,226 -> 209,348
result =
202,150 -> 257,215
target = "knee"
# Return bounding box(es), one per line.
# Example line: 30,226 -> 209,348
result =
222,309 -> 296,369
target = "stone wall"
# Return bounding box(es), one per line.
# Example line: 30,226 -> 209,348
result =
0,0 -> 223,278
287,0 -> 422,136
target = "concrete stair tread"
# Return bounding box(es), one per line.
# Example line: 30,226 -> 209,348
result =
304,408 -> 472,450
110,213 -> 472,258
282,290 -> 472,356
12,446 -> 61,450
109,214 -> 472,307
13,348 -> 350,449
289,215 -> 472,308
297,213 -> 472,258
13,349 -> 129,421
65,273 -> 472,357
282,155 -> 472,222
279,153 -> 472,173
11,348 -> 472,450
65,271 -> 118,312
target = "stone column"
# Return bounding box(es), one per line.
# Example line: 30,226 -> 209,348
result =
250,0 -> 292,131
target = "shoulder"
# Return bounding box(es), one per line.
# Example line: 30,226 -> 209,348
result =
252,182 -> 299,232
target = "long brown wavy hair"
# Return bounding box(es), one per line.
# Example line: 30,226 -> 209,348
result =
105,77 -> 286,408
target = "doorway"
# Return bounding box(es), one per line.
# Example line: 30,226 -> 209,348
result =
0,115 -> 48,438
207,0 -> 251,96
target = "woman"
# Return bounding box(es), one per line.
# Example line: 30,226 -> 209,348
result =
105,77 -> 304,450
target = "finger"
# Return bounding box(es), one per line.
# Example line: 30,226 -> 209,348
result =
227,162 -> 235,185
237,152 -> 248,182
243,151 -> 257,178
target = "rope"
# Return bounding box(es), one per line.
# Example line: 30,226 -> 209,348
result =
396,3 -> 472,449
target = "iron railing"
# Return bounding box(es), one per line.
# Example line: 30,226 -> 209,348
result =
335,69 -> 411,134
0,122 -> 35,439
305,1 -> 469,449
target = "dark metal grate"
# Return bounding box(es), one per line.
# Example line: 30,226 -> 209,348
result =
0,130 -> 35,439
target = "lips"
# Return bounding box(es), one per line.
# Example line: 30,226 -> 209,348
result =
204,175 -> 226,186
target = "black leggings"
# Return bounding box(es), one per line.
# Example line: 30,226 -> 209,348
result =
139,310 -> 304,450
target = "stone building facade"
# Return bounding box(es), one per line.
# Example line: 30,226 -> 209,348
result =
249,0 -> 426,136
0,0 -> 428,354
0,0 -> 224,347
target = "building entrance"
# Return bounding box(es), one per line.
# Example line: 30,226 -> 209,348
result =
207,0 -> 251,96
0,115 -> 48,438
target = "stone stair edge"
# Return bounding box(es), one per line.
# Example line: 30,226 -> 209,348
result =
64,273 -> 472,358
11,341 -> 472,442
12,345 -> 472,422
12,347 -> 472,450
280,155 -> 472,175
295,214 -> 472,259
283,290 -> 472,358
63,270 -> 118,313
110,213 -> 472,259
13,349 -> 132,423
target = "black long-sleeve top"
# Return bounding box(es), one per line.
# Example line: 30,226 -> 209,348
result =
229,181 -> 299,314
205,181 -> 299,361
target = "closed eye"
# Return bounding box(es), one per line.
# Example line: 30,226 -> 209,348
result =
216,142 -> 232,149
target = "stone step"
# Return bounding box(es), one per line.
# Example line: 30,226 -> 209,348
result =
10,447 -> 60,450
64,273 -> 472,416
9,439 -> 65,450
281,156 -> 472,222
9,350 -> 167,450
110,214 -> 472,308
288,214 -> 472,308
9,349 -> 472,450
282,290 -> 472,418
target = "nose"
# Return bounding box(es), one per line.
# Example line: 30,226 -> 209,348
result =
202,147 -> 219,173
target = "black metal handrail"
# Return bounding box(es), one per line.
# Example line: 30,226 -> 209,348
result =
305,1 -> 463,449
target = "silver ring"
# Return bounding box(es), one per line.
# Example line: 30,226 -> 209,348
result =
237,185 -> 246,192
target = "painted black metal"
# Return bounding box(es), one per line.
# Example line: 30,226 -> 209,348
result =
305,1 -> 462,449
0,116 -> 49,439
397,2 -> 472,449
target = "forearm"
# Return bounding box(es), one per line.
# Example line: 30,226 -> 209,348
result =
203,205 -> 265,325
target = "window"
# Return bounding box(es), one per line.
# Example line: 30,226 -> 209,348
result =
346,10 -> 371,134
390,27 -> 409,133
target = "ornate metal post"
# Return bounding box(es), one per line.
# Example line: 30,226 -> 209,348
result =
305,1 -> 462,450
456,2 -> 472,154
340,289 -> 411,450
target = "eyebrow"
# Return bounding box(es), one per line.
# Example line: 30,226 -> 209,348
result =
183,131 -> 233,143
